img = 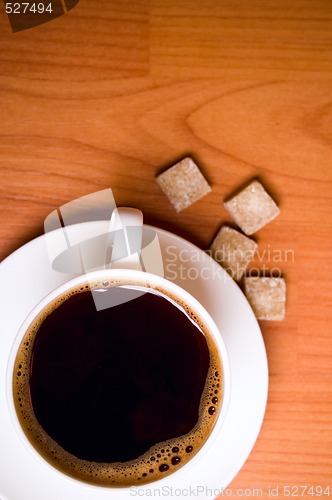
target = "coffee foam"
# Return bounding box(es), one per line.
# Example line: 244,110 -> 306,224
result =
13,278 -> 223,487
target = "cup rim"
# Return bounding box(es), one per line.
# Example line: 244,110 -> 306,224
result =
6,268 -> 231,490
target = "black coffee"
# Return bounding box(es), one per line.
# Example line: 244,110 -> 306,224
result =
14,279 -> 223,486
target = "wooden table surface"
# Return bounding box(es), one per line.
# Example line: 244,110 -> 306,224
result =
1,1 -> 332,498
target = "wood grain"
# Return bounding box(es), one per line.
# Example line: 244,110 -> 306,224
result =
0,0 -> 332,497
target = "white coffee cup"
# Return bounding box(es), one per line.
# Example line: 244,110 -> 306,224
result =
6,208 -> 231,490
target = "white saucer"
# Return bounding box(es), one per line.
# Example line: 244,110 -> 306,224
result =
0,223 -> 268,500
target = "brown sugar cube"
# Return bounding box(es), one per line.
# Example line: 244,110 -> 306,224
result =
156,157 -> 211,212
210,226 -> 258,281
224,180 -> 280,235
244,277 -> 286,321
